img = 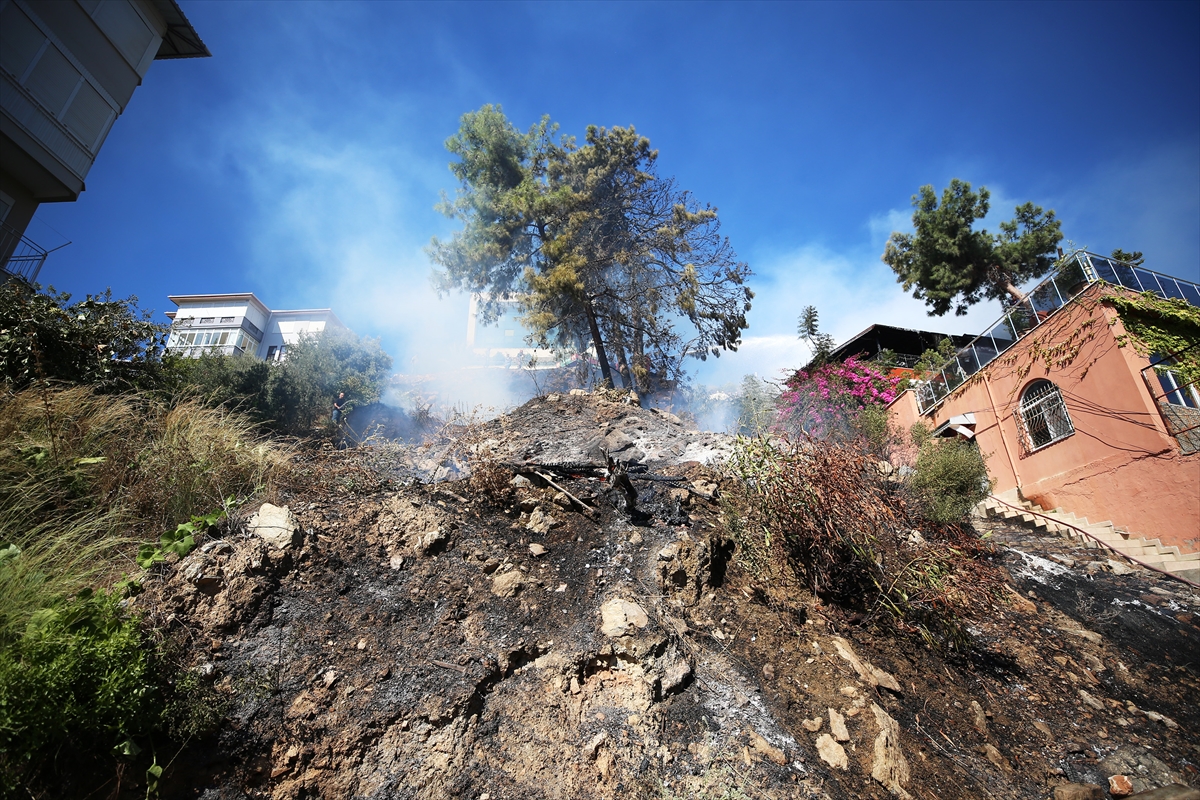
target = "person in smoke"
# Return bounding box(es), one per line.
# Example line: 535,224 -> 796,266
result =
332,392 -> 346,424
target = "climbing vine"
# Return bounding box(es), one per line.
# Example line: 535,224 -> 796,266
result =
1105,291 -> 1200,386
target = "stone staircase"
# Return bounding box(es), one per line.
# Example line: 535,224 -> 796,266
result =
978,494 -> 1200,585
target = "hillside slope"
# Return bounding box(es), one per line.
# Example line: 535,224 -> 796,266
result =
123,392 -> 1198,800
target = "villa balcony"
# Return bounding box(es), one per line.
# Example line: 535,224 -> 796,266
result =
0,221 -> 48,283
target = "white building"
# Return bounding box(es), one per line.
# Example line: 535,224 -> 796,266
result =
165,293 -> 344,361
466,293 -> 556,366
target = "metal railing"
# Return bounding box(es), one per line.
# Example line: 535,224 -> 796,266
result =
1140,346 -> 1200,454
0,221 -> 49,283
914,252 -> 1200,415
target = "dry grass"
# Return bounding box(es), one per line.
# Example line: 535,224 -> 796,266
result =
0,385 -> 290,639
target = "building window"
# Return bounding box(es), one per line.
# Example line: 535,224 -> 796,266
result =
220,316 -> 235,324
266,346 -> 277,361
1152,357 -> 1200,409
1020,379 -> 1074,452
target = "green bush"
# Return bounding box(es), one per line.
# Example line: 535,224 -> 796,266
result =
0,385 -> 278,794
165,327 -> 393,436
0,281 -> 166,392
908,437 -> 991,524
0,589 -> 154,788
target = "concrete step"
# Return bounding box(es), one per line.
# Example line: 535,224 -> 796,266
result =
984,494 -> 1198,584
1161,561 -> 1200,581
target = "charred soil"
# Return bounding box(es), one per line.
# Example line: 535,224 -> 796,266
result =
65,393 -> 1199,800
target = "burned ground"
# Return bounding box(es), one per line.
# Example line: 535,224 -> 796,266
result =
91,392 -> 1200,800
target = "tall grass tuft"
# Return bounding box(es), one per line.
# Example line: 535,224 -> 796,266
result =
0,385 -> 289,639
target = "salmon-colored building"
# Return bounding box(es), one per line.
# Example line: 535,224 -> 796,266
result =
886,252 -> 1200,558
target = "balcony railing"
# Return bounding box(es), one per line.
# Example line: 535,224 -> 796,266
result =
0,222 -> 49,283
913,251 -> 1200,415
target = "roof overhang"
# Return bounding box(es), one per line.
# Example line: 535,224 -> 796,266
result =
149,0 -> 211,59
933,413 -> 977,439
168,292 -> 271,317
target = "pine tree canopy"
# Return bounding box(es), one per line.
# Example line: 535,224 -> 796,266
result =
428,105 -> 753,394
882,179 -> 1063,316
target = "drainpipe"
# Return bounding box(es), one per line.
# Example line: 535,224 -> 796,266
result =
982,372 -> 1021,491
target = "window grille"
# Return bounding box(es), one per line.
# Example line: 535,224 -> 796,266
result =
1020,380 -> 1074,452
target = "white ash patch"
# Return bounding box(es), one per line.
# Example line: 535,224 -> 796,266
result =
1008,549 -> 1073,586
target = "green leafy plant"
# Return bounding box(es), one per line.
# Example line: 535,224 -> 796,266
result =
136,508 -> 225,570
0,281 -> 167,392
0,589 -> 156,792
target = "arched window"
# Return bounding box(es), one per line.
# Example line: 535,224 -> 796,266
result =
1020,379 -> 1074,452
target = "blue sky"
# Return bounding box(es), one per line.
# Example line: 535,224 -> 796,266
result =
30,0 -> 1200,389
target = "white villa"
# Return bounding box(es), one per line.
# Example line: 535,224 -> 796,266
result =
165,293 -> 344,361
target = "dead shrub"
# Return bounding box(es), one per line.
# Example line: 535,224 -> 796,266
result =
724,434 -> 1001,649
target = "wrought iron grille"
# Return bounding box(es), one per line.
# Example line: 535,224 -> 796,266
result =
1020,380 -> 1074,452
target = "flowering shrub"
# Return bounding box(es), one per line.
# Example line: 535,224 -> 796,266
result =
776,356 -> 903,439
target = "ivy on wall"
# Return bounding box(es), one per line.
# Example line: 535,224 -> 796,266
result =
1105,291 -> 1200,386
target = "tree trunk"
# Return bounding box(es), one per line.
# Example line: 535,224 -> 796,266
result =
630,327 -> 647,397
1004,281 -> 1026,305
583,300 -> 614,388
612,341 -> 630,390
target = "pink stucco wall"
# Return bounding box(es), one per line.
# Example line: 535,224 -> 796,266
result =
887,283 -> 1200,553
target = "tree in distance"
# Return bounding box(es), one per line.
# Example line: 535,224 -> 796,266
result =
1110,248 -> 1144,267
797,305 -> 835,367
882,179 -> 1063,316
428,104 -> 753,394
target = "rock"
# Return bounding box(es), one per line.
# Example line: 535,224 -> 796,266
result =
603,429 -> 635,453
552,492 -> 572,509
1107,559 -> 1136,576
322,670 -> 339,689
1005,584 -> 1037,613
1109,775 -> 1134,797
249,503 -> 299,549
529,543 -> 548,557
599,598 -> 649,637
815,734 -> 848,770
1144,710 -> 1179,729
970,700 -> 988,734
802,717 -> 823,733
829,708 -> 850,742
832,636 -> 902,693
870,703 -> 912,799
746,729 -> 786,765
762,663 -> 775,680
410,528 -> 446,556
1054,784 -> 1103,800
526,508 -> 558,535
509,474 -> 533,488
491,570 -> 525,598
1078,689 -> 1105,711
1058,626 -> 1103,644
691,480 -> 718,499
628,531 -> 643,546
584,730 -> 607,760
661,658 -> 692,695
983,743 -> 1009,773
181,554 -> 212,584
